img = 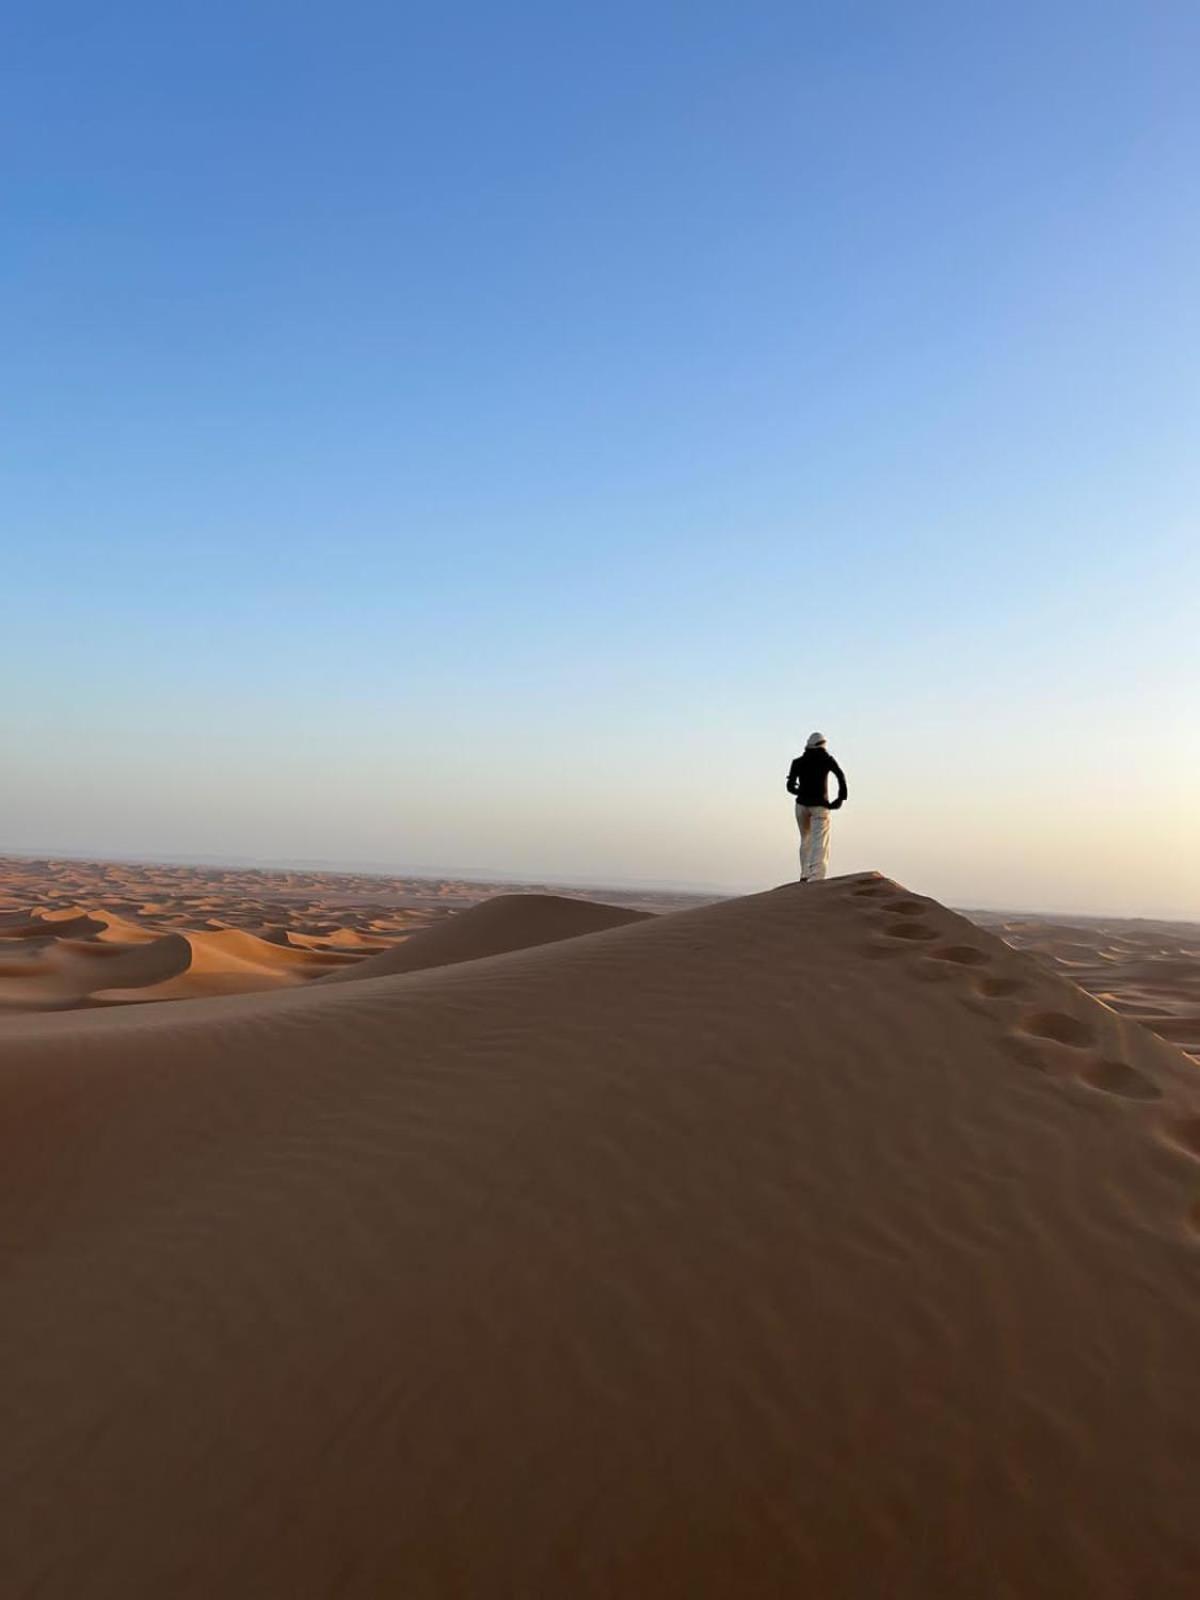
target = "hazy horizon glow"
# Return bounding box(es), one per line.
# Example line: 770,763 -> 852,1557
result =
4,2 -> 1198,918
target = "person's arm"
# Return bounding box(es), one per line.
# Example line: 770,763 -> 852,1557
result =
829,756 -> 848,808
785,757 -> 801,796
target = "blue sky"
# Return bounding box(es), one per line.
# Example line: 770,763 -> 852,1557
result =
3,1 -> 1198,913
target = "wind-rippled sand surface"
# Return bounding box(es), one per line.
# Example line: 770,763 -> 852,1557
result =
3,869 -> 1200,1597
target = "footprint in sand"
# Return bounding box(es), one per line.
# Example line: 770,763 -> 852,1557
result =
883,922 -> 939,942
861,914 -> 937,957
928,944 -> 989,967
1019,1011 -> 1094,1049
1079,1060 -> 1161,1101
976,975 -> 1027,998
1012,1010 -> 1163,1101
882,900 -> 926,917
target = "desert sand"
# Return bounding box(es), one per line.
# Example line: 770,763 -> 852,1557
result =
3,865 -> 1200,1597
969,907 -> 1200,1062
0,855 -> 698,1011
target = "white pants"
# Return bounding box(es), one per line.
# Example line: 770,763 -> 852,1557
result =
795,803 -> 831,881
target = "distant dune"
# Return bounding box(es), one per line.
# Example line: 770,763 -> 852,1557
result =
969,908 -> 1200,1060
321,891 -> 652,982
0,907 -> 358,1009
0,857 -> 702,1012
3,871 -> 1200,1596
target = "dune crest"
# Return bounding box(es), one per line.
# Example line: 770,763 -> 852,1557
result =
3,873 -> 1200,1596
321,891 -> 653,982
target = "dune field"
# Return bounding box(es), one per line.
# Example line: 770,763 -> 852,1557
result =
0,856 -> 699,1011
2,861 -> 1199,1597
968,907 -> 1200,1062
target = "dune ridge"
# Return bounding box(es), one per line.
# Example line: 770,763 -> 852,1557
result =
321,891 -> 653,982
3,873 -> 1200,1597
970,908 -> 1200,1061
0,857 -> 702,1011
0,896 -> 651,1008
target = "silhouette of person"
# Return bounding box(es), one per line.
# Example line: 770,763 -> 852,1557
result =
786,732 -> 848,882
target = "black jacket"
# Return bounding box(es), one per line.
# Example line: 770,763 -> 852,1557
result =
786,748 -> 848,808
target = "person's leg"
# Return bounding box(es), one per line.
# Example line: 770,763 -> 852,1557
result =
796,802 -> 812,880
808,807 -> 831,881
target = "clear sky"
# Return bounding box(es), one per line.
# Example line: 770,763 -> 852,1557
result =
4,1 -> 1198,916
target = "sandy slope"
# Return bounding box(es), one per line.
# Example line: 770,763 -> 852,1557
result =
969,909 -> 1200,1061
0,896 -> 649,1007
3,873 -> 1200,1598
322,892 -> 652,982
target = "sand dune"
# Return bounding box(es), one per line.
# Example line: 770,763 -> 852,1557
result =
288,925 -> 393,951
0,909 -> 108,941
0,929 -> 193,1008
3,873 -> 1200,1597
0,857 -> 704,1012
971,909 -> 1200,1061
322,891 -> 652,982
96,927 -> 361,1003
0,896 -> 651,1008
0,913 -> 355,1009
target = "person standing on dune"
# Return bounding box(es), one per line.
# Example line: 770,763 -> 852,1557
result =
786,732 -> 848,883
